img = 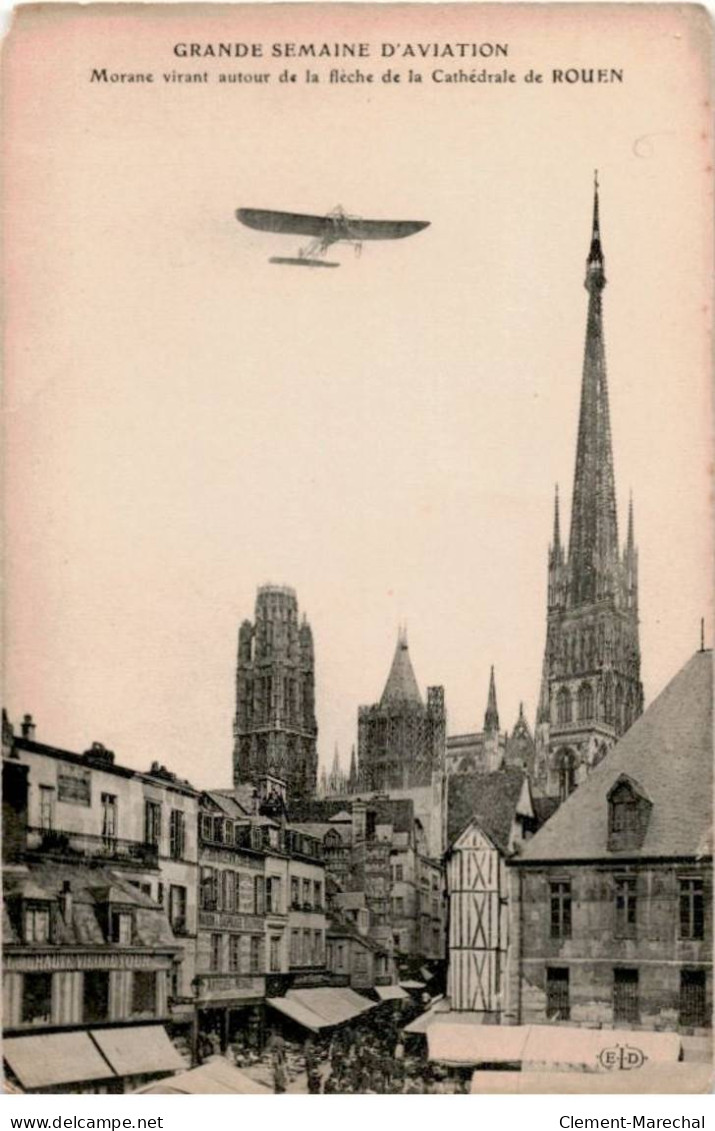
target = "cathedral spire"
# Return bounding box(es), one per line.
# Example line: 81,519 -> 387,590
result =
484,665 -> 500,733
626,490 -> 634,553
552,484 -> 562,554
568,174 -> 619,605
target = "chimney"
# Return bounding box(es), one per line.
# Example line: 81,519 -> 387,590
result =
59,880 -> 73,922
20,714 -> 36,740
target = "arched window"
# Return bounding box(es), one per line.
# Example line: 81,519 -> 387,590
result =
624,689 -> 634,730
603,675 -> 614,724
557,748 -> 577,801
557,686 -> 572,725
578,682 -> 594,721
615,683 -> 624,731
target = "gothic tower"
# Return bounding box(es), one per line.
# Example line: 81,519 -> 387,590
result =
233,585 -> 318,802
357,628 -> 446,791
535,177 -> 643,799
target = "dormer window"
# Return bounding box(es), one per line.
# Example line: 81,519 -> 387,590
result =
607,775 -> 651,852
24,903 -> 51,943
111,909 -> 133,945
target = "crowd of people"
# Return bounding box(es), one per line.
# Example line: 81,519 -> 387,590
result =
265,1010 -> 470,1094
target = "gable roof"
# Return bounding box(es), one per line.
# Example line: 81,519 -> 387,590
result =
447,766 -> 530,852
518,650 -> 713,864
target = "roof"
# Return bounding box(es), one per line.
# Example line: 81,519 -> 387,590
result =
327,916 -> 386,951
447,766 -> 530,850
380,634 -> 423,707
203,790 -> 251,818
518,650 -> 713,863
3,862 -> 176,949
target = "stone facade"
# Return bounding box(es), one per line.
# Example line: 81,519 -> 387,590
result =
233,585 -> 318,803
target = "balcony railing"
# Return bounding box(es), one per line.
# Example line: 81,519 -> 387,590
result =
26,827 -> 159,869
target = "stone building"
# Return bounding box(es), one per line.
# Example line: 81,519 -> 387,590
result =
508,648 -> 712,1033
2,721 -> 192,1092
233,585 -> 318,803
535,179 -> 643,800
357,629 -> 445,794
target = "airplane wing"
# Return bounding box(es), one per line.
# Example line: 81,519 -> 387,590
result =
236,208 -> 330,239
347,219 -> 430,241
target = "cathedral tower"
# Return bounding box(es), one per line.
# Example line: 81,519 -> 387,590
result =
535,177 -> 643,799
233,585 -> 318,802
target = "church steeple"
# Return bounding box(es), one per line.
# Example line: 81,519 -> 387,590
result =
484,665 -> 500,733
568,172 -> 619,607
534,177 -> 643,800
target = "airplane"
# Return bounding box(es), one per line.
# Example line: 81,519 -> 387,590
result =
235,205 -> 430,267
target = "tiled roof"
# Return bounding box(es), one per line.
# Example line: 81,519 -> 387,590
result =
447,766 -> 530,852
518,650 -> 713,863
3,862 -> 177,948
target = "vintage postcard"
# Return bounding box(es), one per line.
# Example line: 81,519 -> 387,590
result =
1,1 -> 713,1097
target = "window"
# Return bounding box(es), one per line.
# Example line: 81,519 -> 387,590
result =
290,928 -> 300,965
557,751 -> 576,801
222,871 -> 234,912
291,877 -> 300,909
550,881 -> 572,940
254,876 -> 265,915
313,930 -> 322,964
608,777 -> 651,852
101,793 -> 117,840
336,943 -> 345,970
314,881 -> 322,910
578,683 -> 594,721
393,896 -> 404,917
229,935 -> 241,972
266,877 -> 281,915
22,972 -> 52,1025
395,864 -> 404,882
144,800 -> 161,846
557,687 -> 572,725
614,876 -> 637,939
112,910 -> 133,945
24,904 -> 51,943
269,935 -> 281,973
169,885 -> 187,934
303,928 -> 311,964
83,970 -> 110,1023
39,785 -> 55,831
680,878 -> 705,940
302,879 -> 311,909
201,813 -> 213,841
613,968 -> 639,1024
132,971 -> 156,1016
546,968 -> 570,1020
169,810 -> 185,860
679,969 -> 707,1028
213,817 -> 225,843
201,867 -> 218,911
210,933 -> 222,972
250,936 -> 262,974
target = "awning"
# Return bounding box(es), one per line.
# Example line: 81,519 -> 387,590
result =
399,979 -> 426,990
4,1033 -> 113,1090
471,1064 -> 713,1095
137,1058 -> 271,1095
375,984 -> 409,1002
522,1025 -> 682,1071
428,1020 -> 529,1066
91,1025 -> 185,1077
268,986 -> 376,1031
